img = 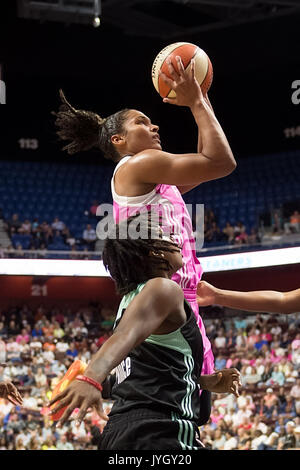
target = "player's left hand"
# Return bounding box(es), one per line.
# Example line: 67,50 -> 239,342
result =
199,368 -> 242,397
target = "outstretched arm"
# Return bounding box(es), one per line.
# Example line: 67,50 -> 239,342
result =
197,280 -> 300,314
48,279 -> 185,425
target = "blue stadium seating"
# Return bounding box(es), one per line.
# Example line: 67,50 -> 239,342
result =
0,150 -> 299,253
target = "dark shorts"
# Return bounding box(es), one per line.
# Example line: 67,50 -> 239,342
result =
98,408 -> 205,451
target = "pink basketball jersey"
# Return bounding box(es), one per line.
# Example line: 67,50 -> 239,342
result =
111,157 -> 214,375
111,157 -> 203,290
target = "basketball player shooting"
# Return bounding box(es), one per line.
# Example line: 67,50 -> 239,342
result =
53,54 -> 236,388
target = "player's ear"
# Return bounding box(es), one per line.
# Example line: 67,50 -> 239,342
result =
111,134 -> 125,145
150,251 -> 165,258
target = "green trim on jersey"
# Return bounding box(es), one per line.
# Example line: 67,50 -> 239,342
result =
171,412 -> 200,450
114,282 -> 147,328
115,281 -> 197,420
146,331 -> 196,419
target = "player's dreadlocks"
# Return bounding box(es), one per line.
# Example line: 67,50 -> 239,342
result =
52,89 -> 129,161
102,213 -> 180,296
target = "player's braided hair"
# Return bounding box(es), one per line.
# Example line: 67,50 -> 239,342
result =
102,213 -> 180,296
52,89 -> 130,161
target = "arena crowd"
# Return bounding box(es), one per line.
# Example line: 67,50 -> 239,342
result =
0,301 -> 299,450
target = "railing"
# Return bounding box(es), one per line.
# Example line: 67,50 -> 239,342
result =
1,234 -> 300,260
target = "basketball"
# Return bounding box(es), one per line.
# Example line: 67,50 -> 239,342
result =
50,359 -> 87,421
151,42 -> 213,98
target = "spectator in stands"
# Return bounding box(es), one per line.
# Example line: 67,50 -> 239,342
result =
237,389 -> 254,411
214,353 -> 227,370
38,242 -> 47,258
266,364 -> 285,387
22,368 -> 36,388
16,328 -> 30,344
278,395 -> 297,419
15,243 -> 24,257
284,210 -> 300,234
53,322 -> 65,339
211,428 -> 226,450
290,378 -> 300,414
260,388 -> 278,418
254,333 -> 269,351
0,321 -> 7,338
258,425 -> 279,450
41,436 -> 57,450
0,340 -> 6,365
214,329 -> 227,350
66,342 -> 78,359
251,429 -> 267,450
31,322 -> 43,338
31,218 -> 40,236
248,228 -> 260,245
271,210 -> 283,235
51,217 -> 65,232
82,224 -> 97,251
223,429 -> 238,450
277,421 -> 296,449
63,228 -> 76,248
7,214 -> 22,236
88,200 -> 100,219
34,367 -> 48,389
206,222 -> 225,244
19,219 -> 32,235
234,221 -> 248,245
40,221 -> 53,246
56,434 -> 74,450
242,365 -> 261,385
222,222 -> 235,244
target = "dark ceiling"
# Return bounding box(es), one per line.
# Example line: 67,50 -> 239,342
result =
0,0 -> 299,161
16,0 -> 300,38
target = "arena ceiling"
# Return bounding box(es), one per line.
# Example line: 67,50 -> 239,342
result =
17,0 -> 300,38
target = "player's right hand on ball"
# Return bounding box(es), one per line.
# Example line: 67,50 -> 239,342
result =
159,56 -> 204,108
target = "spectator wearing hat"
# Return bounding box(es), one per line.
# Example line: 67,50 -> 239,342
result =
277,421 -> 296,449
260,388 -> 278,419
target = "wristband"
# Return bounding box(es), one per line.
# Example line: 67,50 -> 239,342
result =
76,375 -> 103,392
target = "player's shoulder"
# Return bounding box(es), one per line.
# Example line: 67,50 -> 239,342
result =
143,277 -> 184,301
126,149 -> 169,167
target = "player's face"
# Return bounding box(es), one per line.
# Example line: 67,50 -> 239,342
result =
161,234 -> 183,273
121,110 -> 161,154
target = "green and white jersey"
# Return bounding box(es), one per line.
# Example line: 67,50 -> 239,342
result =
110,281 -> 203,423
